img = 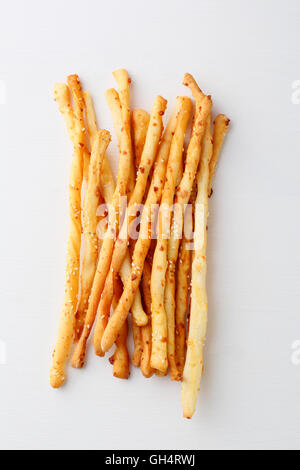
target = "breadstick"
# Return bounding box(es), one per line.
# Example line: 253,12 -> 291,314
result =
132,109 -> 150,169
54,82 -> 90,182
178,114 -> 229,384
81,90 -> 107,248
140,257 -> 154,378
151,97 -> 193,378
131,319 -> 143,367
105,88 -> 122,143
50,83 -> 84,388
83,90 -> 115,199
67,75 -> 90,181
100,98 -> 182,354
155,369 -> 168,377
175,207 -> 193,374
109,275 -> 130,379
105,87 -> 147,329
93,95 -> 167,354
79,90 -> 144,360
177,114 -> 229,377
71,69 -> 133,368
175,180 -> 196,371
109,320 -> 130,379
105,87 -> 135,195
208,114 -> 230,197
74,130 -> 111,340
112,69 -> 136,195
131,109 -> 150,367
164,74 -> 212,379
181,118 -> 213,419
54,83 -> 75,141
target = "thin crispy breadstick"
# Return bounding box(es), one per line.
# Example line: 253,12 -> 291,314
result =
132,109 -> 150,170
112,69 -> 136,195
93,254 -> 146,359
73,91 -> 107,339
181,117 -> 213,419
140,257 -> 154,378
54,83 -> 76,141
67,75 -> 90,181
50,83 -> 84,388
71,69 -> 133,368
100,98 -> 182,354
53,82 -> 96,344
175,208 -> 193,374
151,97 -> 193,378
132,319 -> 143,367
105,88 -> 122,143
81,90 -> 106,254
208,114 -> 230,196
54,82 -> 90,181
74,130 -> 111,340
83,91 -> 115,199
94,95 -> 167,354
109,319 -> 130,379
155,369 -> 168,377
164,74 -> 212,380
178,114 -> 229,384
105,87 -> 136,193
109,275 -> 130,379
105,87 -> 147,328
78,90 -> 144,360
175,180 -> 196,371
131,109 -> 150,367
176,114 -> 229,372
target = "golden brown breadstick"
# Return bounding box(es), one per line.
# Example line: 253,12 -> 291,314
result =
155,369 -> 168,377
67,75 -> 90,181
181,118 -> 213,419
112,70 -> 136,195
132,109 -> 150,169
208,114 -> 230,196
50,83 -> 84,388
109,275 -> 130,379
131,109 -> 150,367
81,90 -> 107,250
132,319 -> 143,367
140,257 -> 154,378
54,83 -> 76,141
105,88 -> 122,143
93,95 -> 167,354
54,82 -> 90,182
164,74 -> 212,379
74,130 -> 111,340
82,90 -> 145,360
109,319 -> 130,379
175,212 -> 193,374
71,69 -> 133,368
151,97 -> 193,378
105,87 -> 147,329
83,90 -> 115,199
176,113 -> 229,374
175,180 -> 196,372
105,87 -> 135,195
100,98 -> 182,354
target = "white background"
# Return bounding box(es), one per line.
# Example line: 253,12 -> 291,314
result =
0,0 -> 300,450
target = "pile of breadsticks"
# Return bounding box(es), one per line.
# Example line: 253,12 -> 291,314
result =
50,70 -> 229,418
